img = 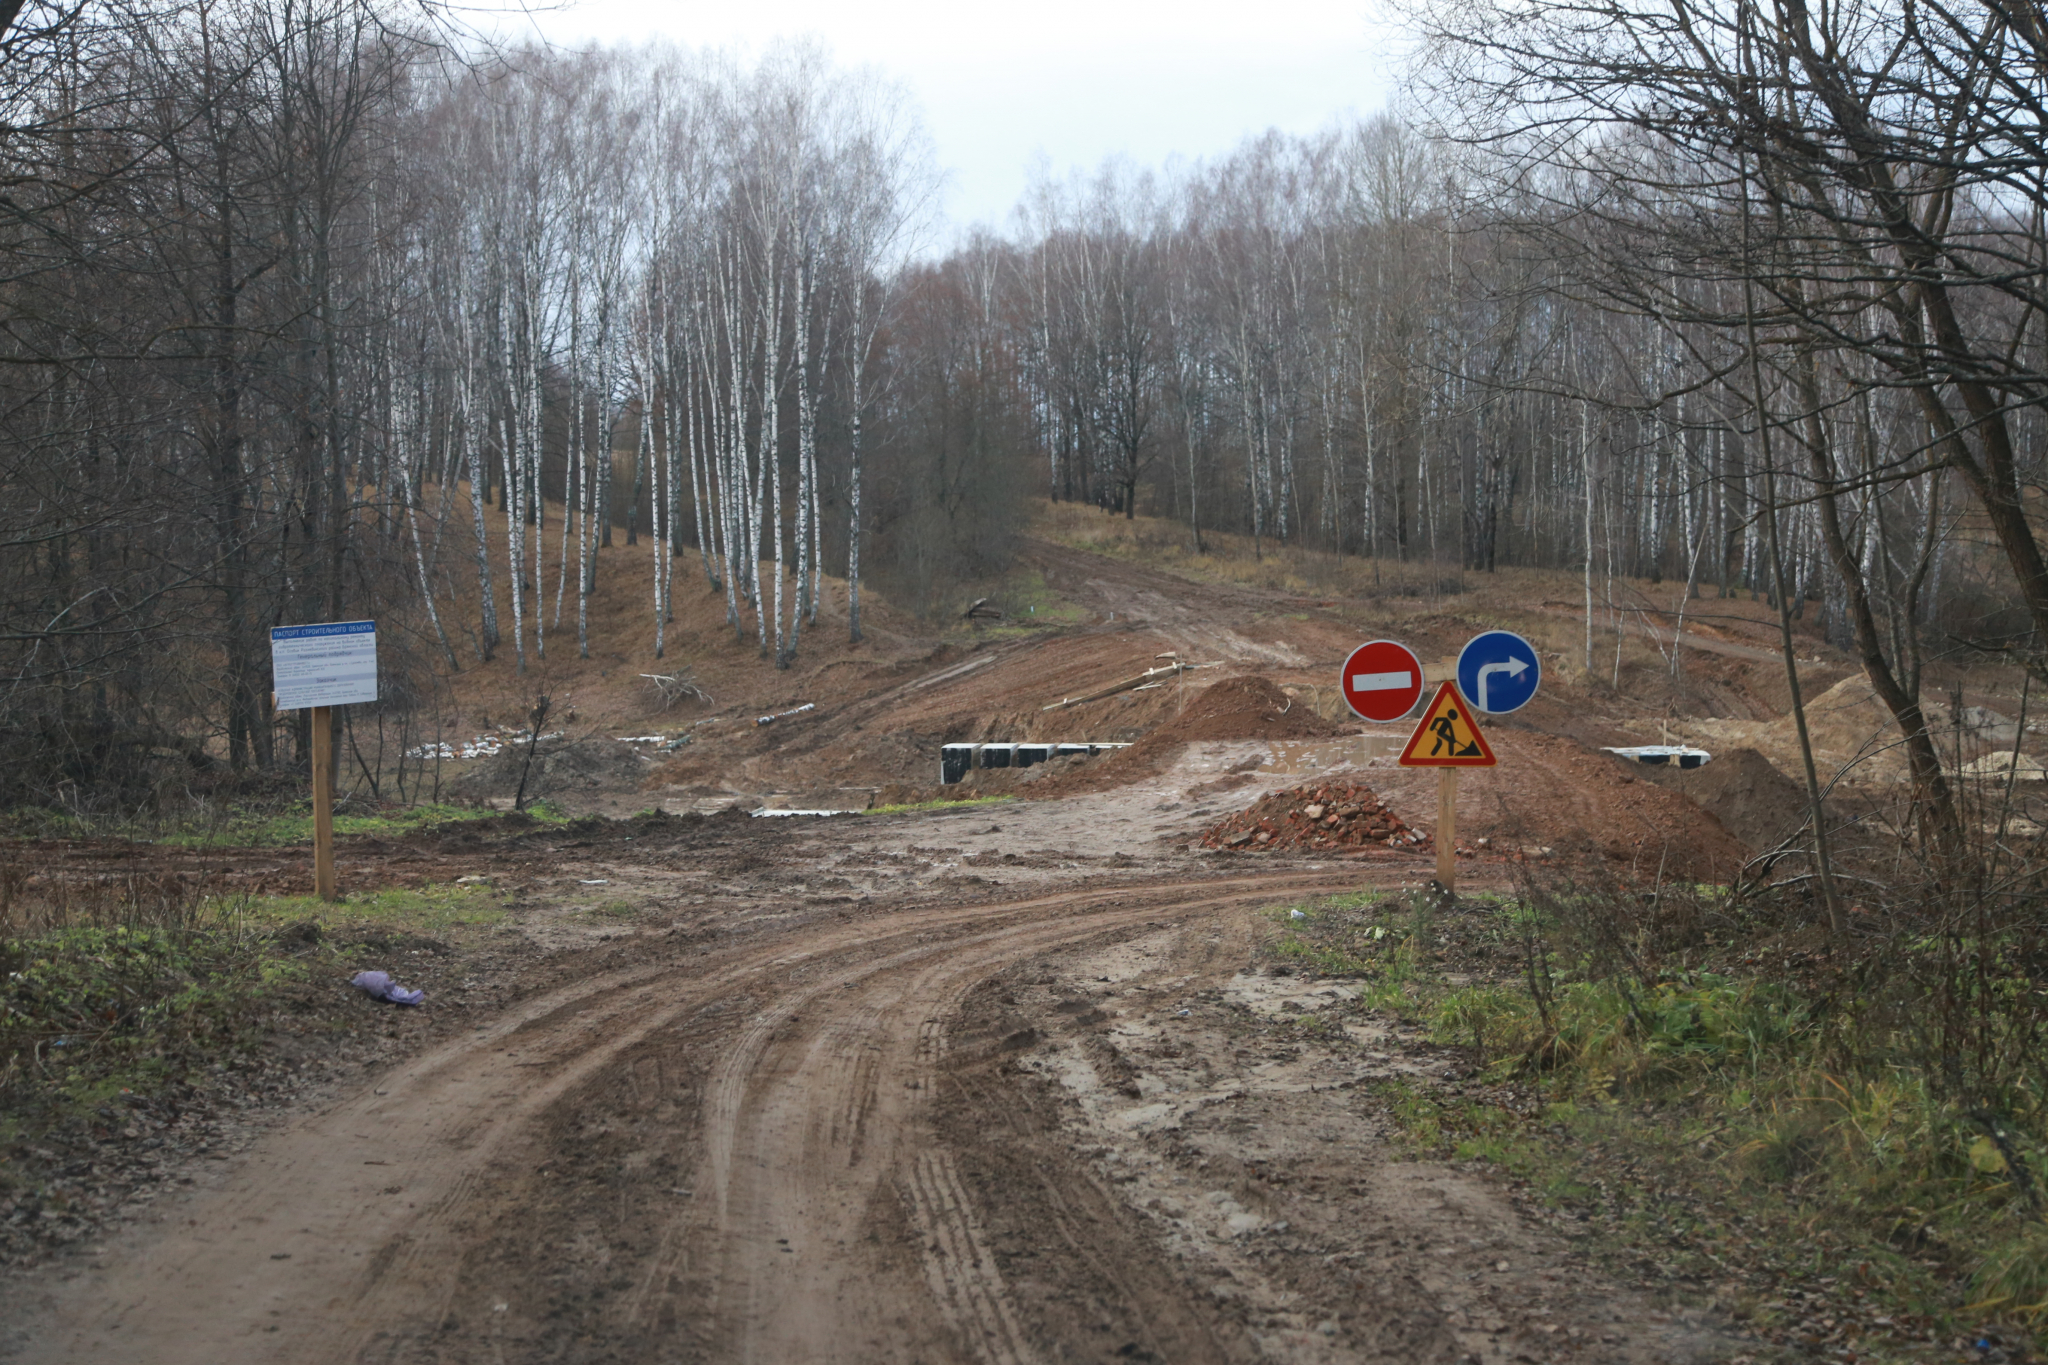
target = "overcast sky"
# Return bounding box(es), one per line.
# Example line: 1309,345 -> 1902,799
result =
518,0 -> 1404,240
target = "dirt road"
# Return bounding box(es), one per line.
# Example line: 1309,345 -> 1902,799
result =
7,857 -> 1737,1365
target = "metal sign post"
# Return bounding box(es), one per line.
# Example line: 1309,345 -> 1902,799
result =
271,621 -> 377,902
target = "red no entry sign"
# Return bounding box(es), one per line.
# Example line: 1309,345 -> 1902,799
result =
1340,639 -> 1424,722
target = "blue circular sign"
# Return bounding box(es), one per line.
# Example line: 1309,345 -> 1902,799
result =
1457,630 -> 1541,714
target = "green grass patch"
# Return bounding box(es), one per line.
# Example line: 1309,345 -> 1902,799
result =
1324,876 -> 2048,1356
1,908 -> 288,1150
2,797 -> 574,847
236,880 -> 510,933
1,871 -> 511,1186
957,568 -> 1091,638
156,800 -> 569,848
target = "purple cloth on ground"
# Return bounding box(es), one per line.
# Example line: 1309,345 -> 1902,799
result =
350,970 -> 425,1006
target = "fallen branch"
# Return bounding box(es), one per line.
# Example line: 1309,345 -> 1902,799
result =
1041,656 -> 1217,711
641,672 -> 711,710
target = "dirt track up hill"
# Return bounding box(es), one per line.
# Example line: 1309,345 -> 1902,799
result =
1022,675 -> 1341,798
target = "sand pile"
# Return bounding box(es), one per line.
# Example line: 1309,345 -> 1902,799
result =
1198,781 -> 1431,854
1657,674 -> 2030,790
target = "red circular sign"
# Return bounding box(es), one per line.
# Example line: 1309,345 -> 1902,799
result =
1340,639 -> 1425,722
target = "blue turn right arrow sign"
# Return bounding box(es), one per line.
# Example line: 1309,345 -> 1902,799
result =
1456,630 -> 1541,714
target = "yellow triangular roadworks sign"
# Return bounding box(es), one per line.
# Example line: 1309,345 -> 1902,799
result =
1398,681 -> 1498,767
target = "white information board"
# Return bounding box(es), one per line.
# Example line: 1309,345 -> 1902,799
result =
271,621 -> 378,710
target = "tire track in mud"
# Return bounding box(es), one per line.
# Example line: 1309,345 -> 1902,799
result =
9,872 -> 1353,1365
904,1148 -> 1033,1365
656,883 -> 1331,1364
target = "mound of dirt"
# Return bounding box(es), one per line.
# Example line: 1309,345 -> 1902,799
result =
1023,675 -> 1343,798
1152,675 -> 1344,744
1198,781 -> 1432,854
1658,672 -> 2030,791
1626,746 -> 1813,854
447,736 -> 653,803
1424,730 -> 1751,882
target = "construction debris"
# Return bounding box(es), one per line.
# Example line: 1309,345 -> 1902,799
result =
1603,745 -> 1712,769
1199,782 -> 1432,853
1042,655 -> 1214,711
1961,751 -> 2047,782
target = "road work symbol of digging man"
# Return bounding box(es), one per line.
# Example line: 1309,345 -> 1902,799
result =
1397,682 -> 1498,768
1429,705 -> 1476,758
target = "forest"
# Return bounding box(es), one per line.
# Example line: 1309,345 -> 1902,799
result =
0,0 -> 2042,855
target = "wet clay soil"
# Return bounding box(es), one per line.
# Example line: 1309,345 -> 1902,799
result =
0,758 -> 1756,1365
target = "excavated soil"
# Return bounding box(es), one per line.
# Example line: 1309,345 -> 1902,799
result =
1023,675 -> 1344,800
1360,730 -> 1755,884
1625,746 -> 1814,855
1197,782 -> 1432,854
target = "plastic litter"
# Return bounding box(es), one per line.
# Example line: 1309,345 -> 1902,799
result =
1601,744 -> 1712,769
406,734 -> 505,760
350,970 -> 424,1006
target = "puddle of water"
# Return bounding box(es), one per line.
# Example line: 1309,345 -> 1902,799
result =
661,797 -> 746,815
1263,735 -> 1406,775
1222,971 -> 1358,1017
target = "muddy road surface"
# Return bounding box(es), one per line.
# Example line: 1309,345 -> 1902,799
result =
7,852 -> 1736,1364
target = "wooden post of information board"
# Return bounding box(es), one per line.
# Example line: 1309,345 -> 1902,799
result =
1437,769 -> 1457,890
311,704 -> 336,901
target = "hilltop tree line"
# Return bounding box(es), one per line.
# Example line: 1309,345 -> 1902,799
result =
0,0 -> 2039,858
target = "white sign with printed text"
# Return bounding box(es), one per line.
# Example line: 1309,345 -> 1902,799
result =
271,621 -> 378,710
